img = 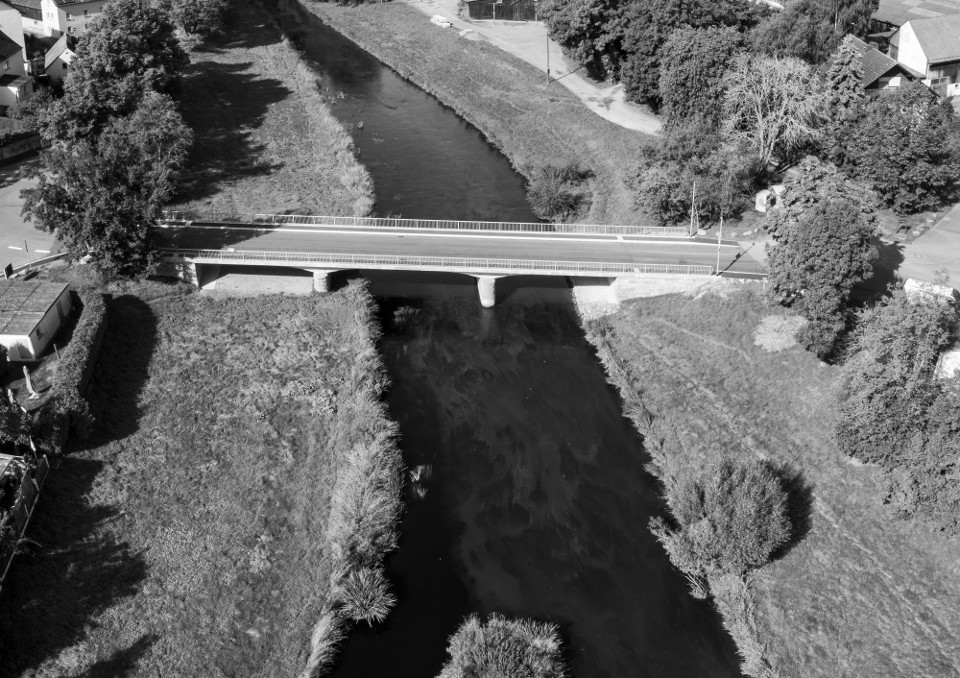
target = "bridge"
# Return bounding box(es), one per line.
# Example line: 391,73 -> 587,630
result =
157,212 -> 765,306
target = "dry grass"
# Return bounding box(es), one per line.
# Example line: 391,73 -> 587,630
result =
302,0 -> 654,225
586,290 -> 960,677
0,279 -> 396,678
173,0 -> 373,217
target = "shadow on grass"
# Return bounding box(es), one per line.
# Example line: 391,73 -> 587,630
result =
0,457 -> 148,678
771,463 -> 815,563
857,236 -> 906,301
79,294 -> 159,449
80,633 -> 158,678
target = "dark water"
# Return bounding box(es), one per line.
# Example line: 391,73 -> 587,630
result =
272,5 -> 743,677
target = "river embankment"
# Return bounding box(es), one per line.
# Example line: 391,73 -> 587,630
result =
583,290 -> 960,677
294,0 -> 653,225
173,0 -> 373,216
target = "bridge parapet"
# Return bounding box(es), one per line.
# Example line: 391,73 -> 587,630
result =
160,211 -> 690,238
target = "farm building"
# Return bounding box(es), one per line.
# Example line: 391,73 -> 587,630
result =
0,280 -> 71,361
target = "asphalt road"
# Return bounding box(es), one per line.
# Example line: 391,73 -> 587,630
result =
0,155 -> 57,270
157,222 -> 766,274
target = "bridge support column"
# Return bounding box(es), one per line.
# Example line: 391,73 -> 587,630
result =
176,261 -> 200,286
475,275 -> 501,308
306,269 -> 338,293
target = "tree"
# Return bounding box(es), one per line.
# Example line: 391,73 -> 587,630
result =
838,81 -> 960,214
722,54 -> 826,168
437,614 -> 566,678
0,398 -> 31,448
836,287 -> 956,465
156,0 -> 227,37
46,0 -> 188,143
658,26 -> 743,130
539,0 -> 625,81
823,36 -> 866,164
650,458 -> 791,578
750,0 -> 878,64
22,93 -> 192,277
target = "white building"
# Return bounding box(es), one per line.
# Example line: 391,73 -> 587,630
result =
0,281 -> 72,362
42,31 -> 74,84
40,0 -> 105,37
889,14 -> 960,98
0,11 -> 31,114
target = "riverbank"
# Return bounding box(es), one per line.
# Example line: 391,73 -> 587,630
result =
296,0 -> 653,225
173,0 -> 373,216
585,290 -> 960,677
0,276 -> 399,678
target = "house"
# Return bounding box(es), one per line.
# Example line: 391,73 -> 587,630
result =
0,281 -> 72,362
40,0 -> 105,37
889,14 -> 960,97
848,35 -> 920,91
5,0 -> 46,38
873,0 -> 960,30
0,25 -> 32,114
42,31 -> 73,84
0,1 -> 25,60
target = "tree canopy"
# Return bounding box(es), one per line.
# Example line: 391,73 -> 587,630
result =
750,0 -> 878,64
156,0 -> 227,37
837,81 -> 960,214
438,614 -> 566,678
823,36 -> 867,164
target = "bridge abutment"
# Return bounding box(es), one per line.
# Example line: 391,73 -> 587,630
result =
475,275 -> 501,308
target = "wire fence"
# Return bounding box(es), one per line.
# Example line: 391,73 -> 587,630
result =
162,248 -> 715,277
159,210 -> 689,238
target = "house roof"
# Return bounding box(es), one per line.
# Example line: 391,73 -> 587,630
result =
874,0 -> 960,26
53,0 -> 101,5
0,31 -> 20,62
0,281 -> 69,336
6,0 -> 41,11
848,36 -> 920,85
0,73 -> 30,88
44,33 -> 76,70
907,14 -> 960,64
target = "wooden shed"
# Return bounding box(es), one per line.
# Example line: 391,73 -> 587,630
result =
0,280 -> 72,361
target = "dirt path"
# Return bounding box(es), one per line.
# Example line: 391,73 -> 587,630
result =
401,0 -> 662,135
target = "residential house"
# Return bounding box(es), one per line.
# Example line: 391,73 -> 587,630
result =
0,8 -> 31,113
889,14 -> 960,97
5,0 -> 45,38
40,0 -> 104,37
848,35 -> 920,91
0,1 -> 25,60
873,0 -> 960,31
42,31 -> 73,84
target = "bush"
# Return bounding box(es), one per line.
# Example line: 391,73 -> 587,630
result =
437,613 -> 566,678
334,566 -> 396,626
525,162 -> 592,222
650,458 -> 792,578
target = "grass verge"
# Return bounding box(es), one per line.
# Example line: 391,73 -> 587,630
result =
584,290 -> 960,677
0,277 -> 401,678
173,0 -> 373,216
297,0 -> 653,225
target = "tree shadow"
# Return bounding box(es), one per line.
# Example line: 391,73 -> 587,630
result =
80,633 -> 158,678
770,463 -> 815,563
856,236 -> 906,302
76,294 -> 158,449
0,457 -> 148,678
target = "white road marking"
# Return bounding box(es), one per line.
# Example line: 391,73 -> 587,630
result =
7,246 -> 23,250
36,249 -> 50,254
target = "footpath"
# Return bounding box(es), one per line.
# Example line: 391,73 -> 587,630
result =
402,0 -> 662,135
897,202 -> 960,284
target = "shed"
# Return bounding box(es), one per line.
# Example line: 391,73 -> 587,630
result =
0,280 -> 71,361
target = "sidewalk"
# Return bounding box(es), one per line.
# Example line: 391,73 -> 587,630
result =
897,202 -> 960,285
402,0 -> 662,135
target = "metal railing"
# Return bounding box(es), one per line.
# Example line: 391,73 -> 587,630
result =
162,248 -> 715,277
160,210 -> 689,238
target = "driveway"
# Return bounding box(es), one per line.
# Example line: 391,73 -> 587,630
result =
0,154 -> 57,270
402,0 -> 662,135
897,202 -> 960,285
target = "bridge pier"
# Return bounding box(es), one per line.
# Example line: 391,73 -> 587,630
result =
475,275 -> 501,308
305,269 -> 338,293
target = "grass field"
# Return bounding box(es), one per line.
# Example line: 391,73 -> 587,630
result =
300,0 -> 653,225
586,290 -> 960,677
0,279 -> 396,678
173,0 -> 373,217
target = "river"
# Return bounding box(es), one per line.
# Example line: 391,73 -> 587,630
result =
274,3 -> 744,676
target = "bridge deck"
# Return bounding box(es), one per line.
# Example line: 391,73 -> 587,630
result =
158,222 -> 766,277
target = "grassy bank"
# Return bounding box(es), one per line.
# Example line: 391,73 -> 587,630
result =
298,0 -> 652,225
173,0 -> 373,216
585,291 -> 960,677
0,278 -> 400,678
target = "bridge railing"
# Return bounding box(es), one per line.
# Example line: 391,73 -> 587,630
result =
162,248 -> 715,277
159,210 -> 689,237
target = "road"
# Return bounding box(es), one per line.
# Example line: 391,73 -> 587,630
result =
0,155 -> 57,270
157,222 -> 766,275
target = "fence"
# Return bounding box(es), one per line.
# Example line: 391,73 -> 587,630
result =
466,0 -> 538,21
160,211 -> 689,238
0,455 -> 50,592
163,248 -> 715,277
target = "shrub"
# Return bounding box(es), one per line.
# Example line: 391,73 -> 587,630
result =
0,398 -> 32,448
650,458 -> 791,578
334,566 -> 396,626
438,613 -> 566,678
525,162 -> 592,222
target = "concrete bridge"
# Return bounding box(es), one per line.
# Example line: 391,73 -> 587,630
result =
157,212 -> 765,306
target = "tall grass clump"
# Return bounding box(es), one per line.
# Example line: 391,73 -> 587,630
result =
525,161 -> 593,222
438,613 -> 567,678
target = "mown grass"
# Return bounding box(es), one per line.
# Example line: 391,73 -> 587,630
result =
0,278 -> 399,678
173,0 -> 373,216
585,289 -> 960,677
301,0 -> 654,225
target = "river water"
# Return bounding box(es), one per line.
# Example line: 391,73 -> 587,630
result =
275,3 -> 743,676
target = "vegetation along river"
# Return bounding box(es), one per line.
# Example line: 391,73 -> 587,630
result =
275,2 -> 744,676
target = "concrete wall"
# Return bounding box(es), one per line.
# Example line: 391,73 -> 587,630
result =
0,132 -> 41,160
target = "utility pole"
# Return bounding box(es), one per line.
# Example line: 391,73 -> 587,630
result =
715,215 -> 723,275
689,182 -> 697,236
546,33 -> 550,86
